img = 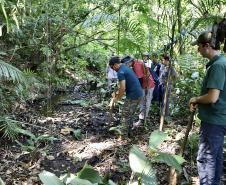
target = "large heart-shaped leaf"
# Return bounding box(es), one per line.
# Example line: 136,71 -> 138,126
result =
39,171 -> 64,185
149,130 -> 167,150
129,146 -> 157,185
154,153 -> 185,173
77,164 -> 101,183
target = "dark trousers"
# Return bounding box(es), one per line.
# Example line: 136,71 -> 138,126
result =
197,122 -> 226,185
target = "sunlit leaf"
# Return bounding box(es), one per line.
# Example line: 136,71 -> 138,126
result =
39,171 -> 64,185
149,130 -> 167,150
129,146 -> 157,185
154,153 -> 185,173
77,164 -> 102,183
65,176 -> 93,185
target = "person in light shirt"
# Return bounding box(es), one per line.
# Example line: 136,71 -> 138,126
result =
106,65 -> 118,90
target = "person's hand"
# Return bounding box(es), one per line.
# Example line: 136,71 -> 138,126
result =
189,97 -> 198,112
112,92 -> 116,98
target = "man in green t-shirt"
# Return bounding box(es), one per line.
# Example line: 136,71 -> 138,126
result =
189,31 -> 226,185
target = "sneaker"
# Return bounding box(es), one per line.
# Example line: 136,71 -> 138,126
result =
132,119 -> 144,129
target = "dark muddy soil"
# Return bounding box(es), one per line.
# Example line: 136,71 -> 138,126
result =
0,91 -> 225,185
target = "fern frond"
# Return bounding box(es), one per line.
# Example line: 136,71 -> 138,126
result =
0,116 -> 22,139
0,60 -> 25,83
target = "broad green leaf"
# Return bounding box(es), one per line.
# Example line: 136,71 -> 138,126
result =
149,130 -> 167,150
0,177 -> 5,185
65,176 -> 93,185
129,146 -> 157,185
77,164 -> 101,183
173,155 -> 186,165
39,171 -> 64,185
154,153 -> 184,173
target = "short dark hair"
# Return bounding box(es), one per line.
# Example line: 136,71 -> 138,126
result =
161,54 -> 170,61
109,56 -> 120,66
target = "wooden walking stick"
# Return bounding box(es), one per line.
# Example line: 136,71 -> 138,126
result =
168,111 -> 196,185
180,111 -> 196,156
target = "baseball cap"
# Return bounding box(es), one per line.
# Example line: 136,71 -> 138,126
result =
121,56 -> 134,64
191,31 -> 212,46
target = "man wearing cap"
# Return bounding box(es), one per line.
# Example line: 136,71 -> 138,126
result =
108,56 -> 143,136
189,31 -> 226,185
121,56 -> 155,127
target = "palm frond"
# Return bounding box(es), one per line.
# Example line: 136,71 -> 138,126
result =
190,15 -> 223,31
0,59 -> 25,83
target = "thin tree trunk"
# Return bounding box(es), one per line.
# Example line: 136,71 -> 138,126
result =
176,0 -> 184,54
159,61 -> 172,131
117,5 -> 121,55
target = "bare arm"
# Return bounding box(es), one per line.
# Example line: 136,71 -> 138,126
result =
114,80 -> 126,101
109,80 -> 126,108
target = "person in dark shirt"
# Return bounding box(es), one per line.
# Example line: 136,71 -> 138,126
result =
109,56 -> 143,136
189,31 -> 226,185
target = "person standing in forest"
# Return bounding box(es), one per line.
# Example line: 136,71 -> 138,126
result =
121,56 -> 155,127
189,31 -> 226,185
150,53 -> 162,102
108,56 -> 143,136
159,55 -> 177,118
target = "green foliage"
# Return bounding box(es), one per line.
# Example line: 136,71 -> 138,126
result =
129,130 -> 186,183
0,116 -> 22,139
154,153 -> 185,172
39,164 -> 116,185
39,171 -> 64,185
0,59 -> 25,82
15,130 -> 57,154
173,54 -> 205,116
129,146 -> 157,185
77,164 -> 102,183
148,130 -> 185,173
149,130 -> 167,150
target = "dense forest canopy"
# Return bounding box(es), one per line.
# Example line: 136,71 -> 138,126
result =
0,0 -> 225,113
